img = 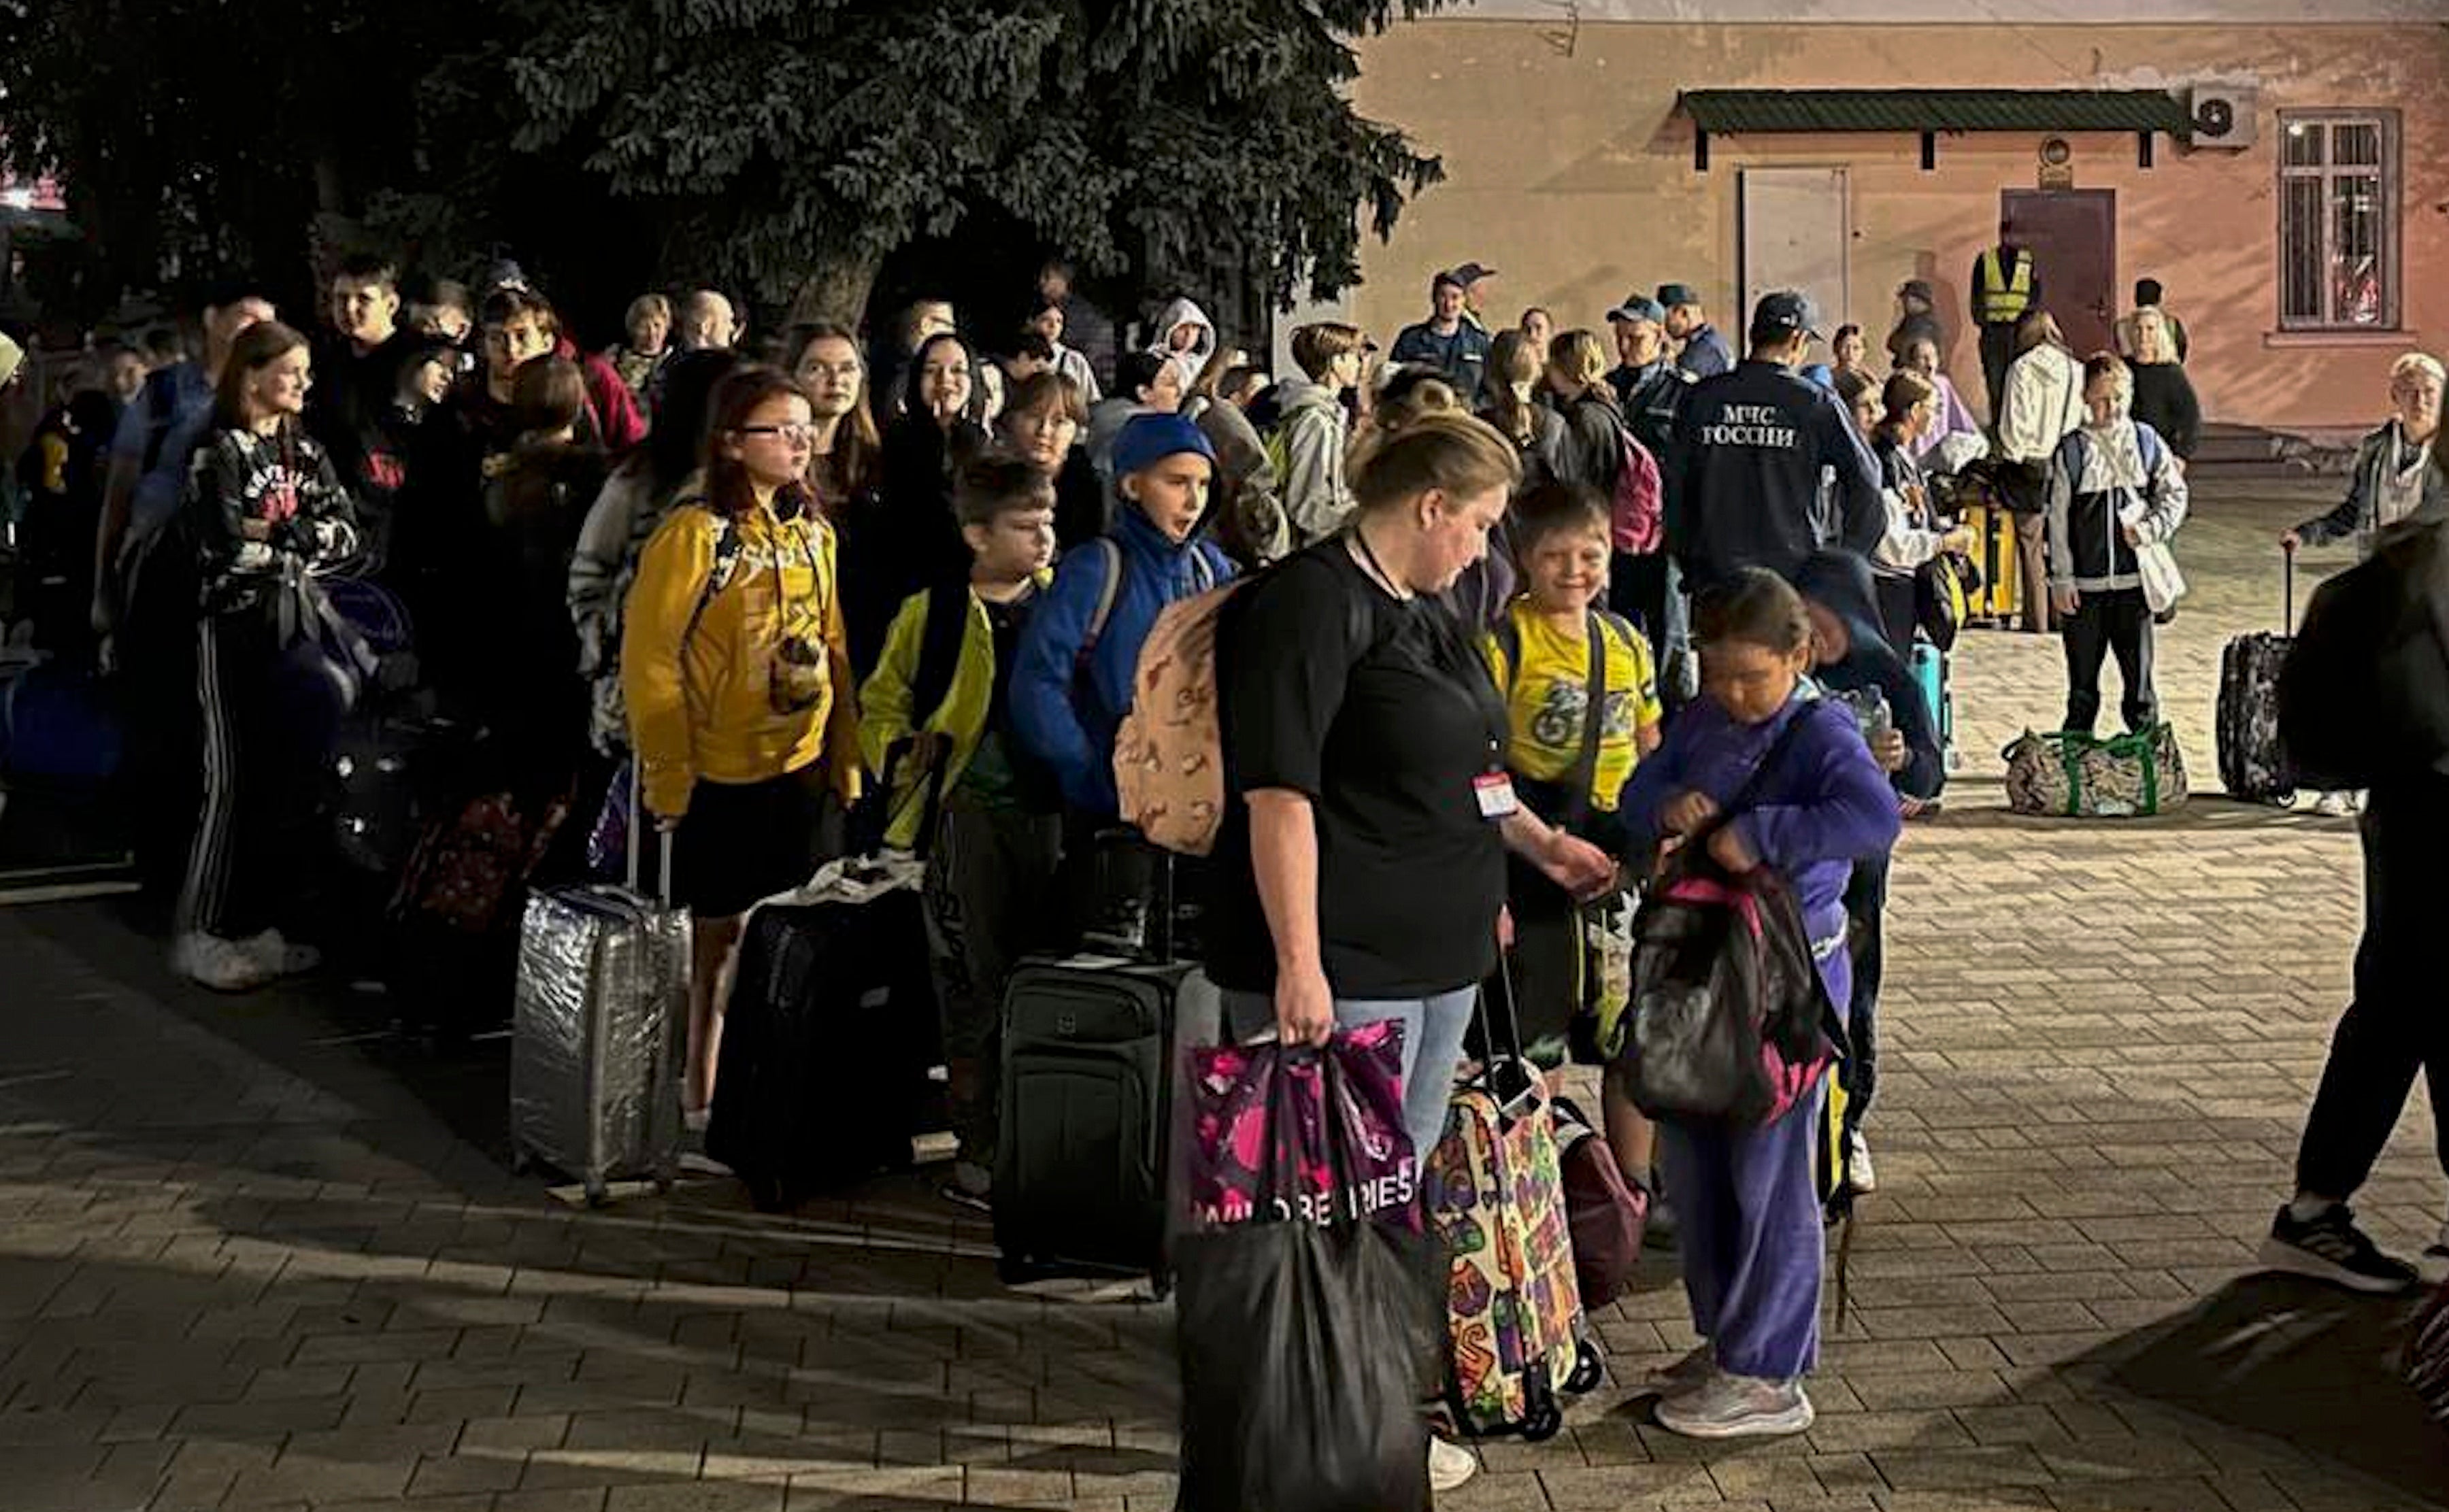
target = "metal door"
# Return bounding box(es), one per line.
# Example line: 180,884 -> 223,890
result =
2000,189 -> 2117,356
1740,167 -> 1851,335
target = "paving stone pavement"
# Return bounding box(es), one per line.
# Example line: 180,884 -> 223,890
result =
1,479 -> 2446,1511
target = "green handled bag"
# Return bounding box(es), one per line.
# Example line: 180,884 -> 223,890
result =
2003,724 -> 2189,818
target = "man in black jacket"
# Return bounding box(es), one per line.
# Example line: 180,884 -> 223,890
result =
1670,291 -> 1882,592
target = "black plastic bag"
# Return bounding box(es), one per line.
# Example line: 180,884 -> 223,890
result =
1173,1049 -> 1441,1512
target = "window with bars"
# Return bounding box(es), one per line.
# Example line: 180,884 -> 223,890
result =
2279,111 -> 2399,331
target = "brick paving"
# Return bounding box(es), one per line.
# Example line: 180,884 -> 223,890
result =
1,478 -> 2446,1511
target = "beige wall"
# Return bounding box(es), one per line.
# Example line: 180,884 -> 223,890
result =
1347,22 -> 2449,433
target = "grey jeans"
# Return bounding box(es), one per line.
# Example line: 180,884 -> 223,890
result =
1220,986 -> 1478,1162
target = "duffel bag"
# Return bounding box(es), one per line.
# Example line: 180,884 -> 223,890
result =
2003,724 -> 2188,818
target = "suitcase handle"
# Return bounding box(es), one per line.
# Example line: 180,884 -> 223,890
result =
2282,539 -> 2295,637
622,760 -> 673,909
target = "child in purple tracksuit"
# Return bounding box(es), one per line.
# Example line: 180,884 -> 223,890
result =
1618,567 -> 1901,1440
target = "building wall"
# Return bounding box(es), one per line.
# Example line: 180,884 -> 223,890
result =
1343,20 -> 2449,433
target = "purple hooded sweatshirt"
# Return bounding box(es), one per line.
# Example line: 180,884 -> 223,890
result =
1618,690 -> 1899,1383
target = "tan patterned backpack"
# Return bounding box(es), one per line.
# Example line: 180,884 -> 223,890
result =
1112,582 -> 1245,856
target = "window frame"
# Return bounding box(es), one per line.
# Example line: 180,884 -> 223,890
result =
2276,108 -> 2402,333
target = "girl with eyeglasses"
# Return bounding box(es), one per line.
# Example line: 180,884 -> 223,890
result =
621,366 -> 864,1127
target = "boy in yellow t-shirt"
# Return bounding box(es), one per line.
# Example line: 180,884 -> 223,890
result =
1482,482 -> 1665,1190
1483,484 -> 1664,852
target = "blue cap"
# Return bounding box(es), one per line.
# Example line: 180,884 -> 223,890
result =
1607,294 -> 1666,325
1655,282 -> 1704,310
1749,290 -> 1821,341
1111,413 -> 1217,478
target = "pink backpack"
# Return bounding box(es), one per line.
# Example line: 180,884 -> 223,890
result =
1610,422 -> 1665,556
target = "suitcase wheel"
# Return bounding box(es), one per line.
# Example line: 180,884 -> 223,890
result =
584,1181 -> 610,1209
1564,1339 -> 1605,1396
1518,1375 -> 1565,1443
742,1173 -> 790,1213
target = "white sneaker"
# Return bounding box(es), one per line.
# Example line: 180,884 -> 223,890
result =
241,928 -> 321,977
176,932 -> 278,993
1847,1129 -> 1877,1194
2313,792 -> 2356,819
1427,1434 -> 1478,1493
1654,1371 -> 1815,1440
1643,1344 -> 1714,1394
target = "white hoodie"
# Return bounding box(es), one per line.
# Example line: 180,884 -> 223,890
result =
1146,297 -> 1217,394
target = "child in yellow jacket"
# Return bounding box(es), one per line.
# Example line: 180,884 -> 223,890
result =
620,369 -> 862,1124
858,454 -> 1060,1208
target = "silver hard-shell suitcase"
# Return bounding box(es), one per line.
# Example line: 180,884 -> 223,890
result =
509,779 -> 688,1205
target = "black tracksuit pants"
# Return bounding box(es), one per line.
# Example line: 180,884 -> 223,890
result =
2294,779 -> 2449,1200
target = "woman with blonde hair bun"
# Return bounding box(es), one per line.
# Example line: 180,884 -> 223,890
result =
1203,398 -> 1616,1494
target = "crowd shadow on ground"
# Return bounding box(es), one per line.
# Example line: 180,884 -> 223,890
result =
2078,1273 -> 2449,1506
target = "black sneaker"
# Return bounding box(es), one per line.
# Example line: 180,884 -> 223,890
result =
2259,1203 -> 2417,1294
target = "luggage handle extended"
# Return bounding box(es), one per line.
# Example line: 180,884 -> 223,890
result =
622,759 -> 673,910
1470,945 -> 1541,1122
2282,538 -> 2296,638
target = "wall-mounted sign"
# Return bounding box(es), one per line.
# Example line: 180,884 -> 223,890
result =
2039,137 -> 2076,190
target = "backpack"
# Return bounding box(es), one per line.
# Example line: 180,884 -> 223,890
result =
1609,421 -> 1665,556
1616,712 -> 1844,1128
1113,552 -> 1356,856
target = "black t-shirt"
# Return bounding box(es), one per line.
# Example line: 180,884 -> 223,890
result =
1204,542 -> 1510,998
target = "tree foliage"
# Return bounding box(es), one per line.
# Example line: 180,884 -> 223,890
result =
0,0 -> 1450,326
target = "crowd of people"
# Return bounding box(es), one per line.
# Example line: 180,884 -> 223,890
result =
8,238 -> 2447,1490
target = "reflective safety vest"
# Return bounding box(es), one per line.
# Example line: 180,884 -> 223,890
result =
1977,248 -> 2035,324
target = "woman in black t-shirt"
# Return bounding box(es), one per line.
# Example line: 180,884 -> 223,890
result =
1208,409 -> 1616,1160
1207,407 -> 1616,1495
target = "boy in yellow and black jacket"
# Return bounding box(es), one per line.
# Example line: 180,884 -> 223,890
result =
858,454 -> 1060,1209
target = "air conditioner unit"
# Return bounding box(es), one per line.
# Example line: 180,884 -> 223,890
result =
2187,85 -> 2259,150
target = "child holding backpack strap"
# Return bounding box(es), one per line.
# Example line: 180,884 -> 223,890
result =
1618,569 -> 1901,1439
1480,482 -> 1663,1163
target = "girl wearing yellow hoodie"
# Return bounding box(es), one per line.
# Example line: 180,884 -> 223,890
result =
621,367 -> 863,1125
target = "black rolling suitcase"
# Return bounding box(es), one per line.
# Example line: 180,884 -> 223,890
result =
707,856 -> 942,1210
993,850 -> 1197,1288
2218,545 -> 2297,805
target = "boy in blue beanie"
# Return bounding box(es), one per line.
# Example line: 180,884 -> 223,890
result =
1010,414 -> 1238,941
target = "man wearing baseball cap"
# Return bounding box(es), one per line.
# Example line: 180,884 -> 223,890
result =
1656,282 -> 1735,382
1605,295 -> 1687,455
1670,290 -> 1882,592
1388,267 -> 1494,404
1448,261 -> 1499,327
1010,412 -> 1237,824
1884,279 -> 1945,369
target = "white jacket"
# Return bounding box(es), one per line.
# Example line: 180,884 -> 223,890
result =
1146,297 -> 1217,393
1998,343 -> 2085,465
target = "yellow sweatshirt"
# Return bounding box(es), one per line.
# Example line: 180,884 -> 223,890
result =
620,498 -> 863,820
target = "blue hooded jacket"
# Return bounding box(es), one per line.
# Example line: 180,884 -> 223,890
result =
1793,551 -> 1944,803
1008,502 -> 1237,816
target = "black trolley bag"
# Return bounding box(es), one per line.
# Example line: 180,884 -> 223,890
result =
2218,542 -> 2299,804
706,750 -> 946,1211
994,845 -> 1197,1288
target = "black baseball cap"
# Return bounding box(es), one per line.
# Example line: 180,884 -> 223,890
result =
1749,290 -> 1821,343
